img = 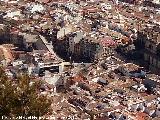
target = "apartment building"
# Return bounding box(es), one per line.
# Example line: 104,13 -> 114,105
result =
137,25 -> 160,74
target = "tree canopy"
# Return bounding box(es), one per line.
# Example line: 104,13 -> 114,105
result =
0,67 -> 52,119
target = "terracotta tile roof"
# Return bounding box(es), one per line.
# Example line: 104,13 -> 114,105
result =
80,6 -> 102,13
100,36 -> 117,47
71,74 -> 86,83
0,48 -> 5,61
135,112 -> 149,120
143,95 -> 157,102
35,0 -> 52,3
0,45 -> 14,62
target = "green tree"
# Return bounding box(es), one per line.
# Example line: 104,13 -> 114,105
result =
0,67 -> 52,119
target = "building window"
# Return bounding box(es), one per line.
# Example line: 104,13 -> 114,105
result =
149,56 -> 153,64
148,44 -> 153,50
153,58 -> 157,67
158,61 -> 160,68
144,53 -> 149,61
